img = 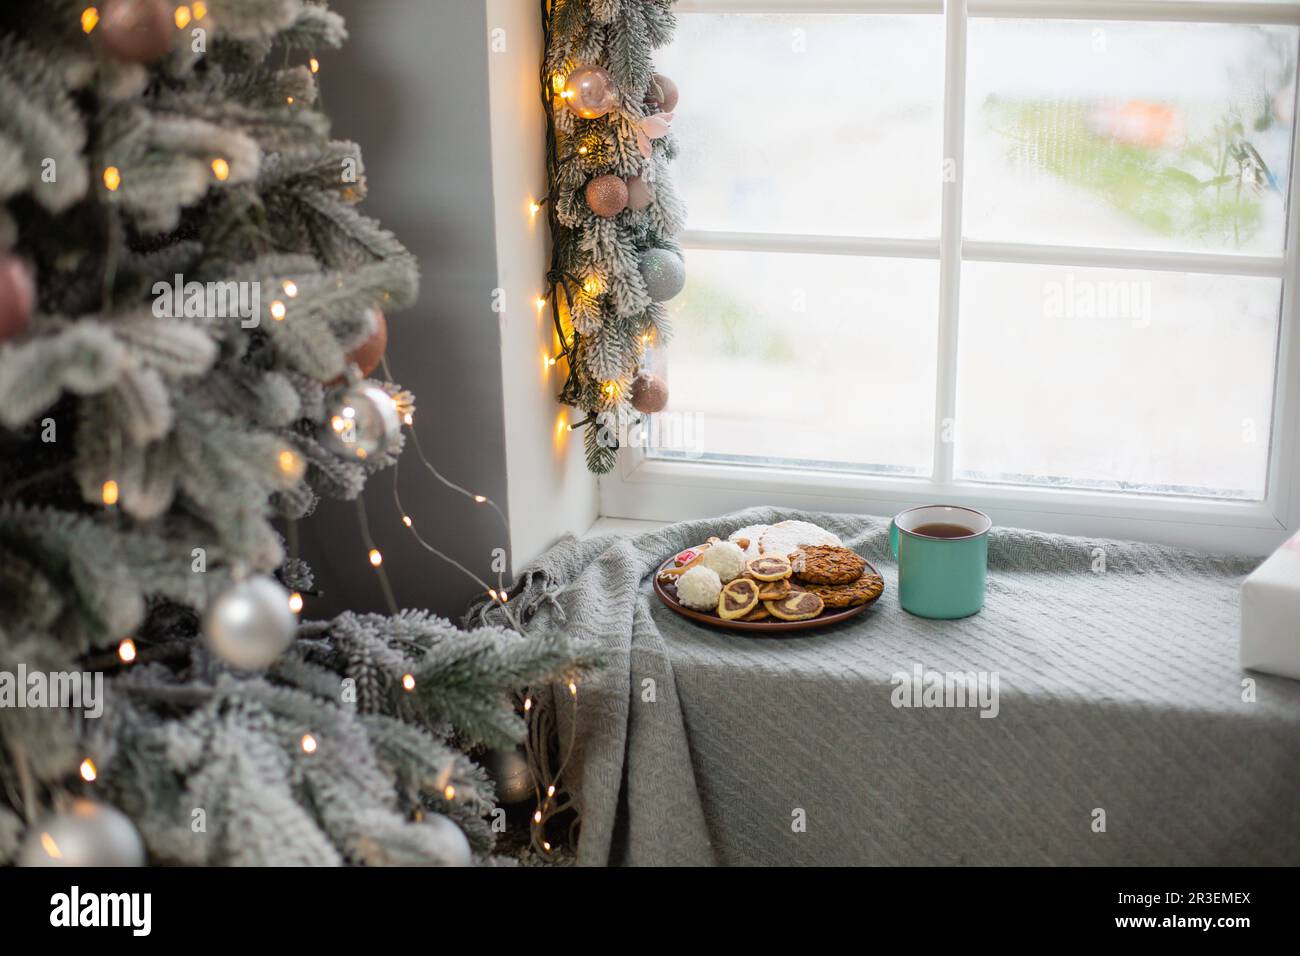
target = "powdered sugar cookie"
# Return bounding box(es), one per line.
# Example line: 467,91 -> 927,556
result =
728,524 -> 769,561
758,520 -> 843,559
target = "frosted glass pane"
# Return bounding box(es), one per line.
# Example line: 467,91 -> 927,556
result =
965,19 -> 1297,254
657,14 -> 944,238
955,262 -> 1280,498
651,250 -> 938,474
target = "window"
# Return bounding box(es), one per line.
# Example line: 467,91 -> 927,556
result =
610,0 -> 1300,553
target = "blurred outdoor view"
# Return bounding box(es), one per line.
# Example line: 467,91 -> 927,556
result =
654,14 -> 1296,498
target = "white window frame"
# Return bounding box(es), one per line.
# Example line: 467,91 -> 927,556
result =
602,0 -> 1300,555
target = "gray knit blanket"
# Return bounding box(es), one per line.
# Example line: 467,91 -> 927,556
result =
490,508 -> 1300,866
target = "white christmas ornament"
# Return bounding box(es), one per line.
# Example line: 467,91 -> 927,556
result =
20,799 -> 145,867
322,382 -> 401,460
481,747 -> 534,805
203,575 -> 297,669
425,812 -> 472,866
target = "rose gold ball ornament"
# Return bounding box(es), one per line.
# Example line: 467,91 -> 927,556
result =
625,175 -> 653,212
585,174 -> 629,219
347,309 -> 388,378
98,0 -> 175,64
564,65 -> 618,120
0,255 -> 35,343
629,371 -> 669,414
646,74 -> 679,113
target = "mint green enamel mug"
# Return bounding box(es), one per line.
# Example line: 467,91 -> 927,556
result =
889,505 -> 992,619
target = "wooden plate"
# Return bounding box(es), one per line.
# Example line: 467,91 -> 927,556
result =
652,554 -> 884,633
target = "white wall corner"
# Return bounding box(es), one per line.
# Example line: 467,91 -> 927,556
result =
486,0 -> 600,572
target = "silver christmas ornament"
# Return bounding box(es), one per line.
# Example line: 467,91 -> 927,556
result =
20,799 -> 145,867
322,382 -> 401,460
203,575 -> 297,669
481,747 -> 534,805
424,812 -> 472,867
563,65 -> 617,120
638,248 -> 686,302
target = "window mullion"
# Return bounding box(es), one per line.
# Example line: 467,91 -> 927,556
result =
934,0 -> 968,483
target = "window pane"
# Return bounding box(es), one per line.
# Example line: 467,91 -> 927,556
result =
955,262 -> 1280,499
658,14 -> 944,238
650,249 -> 939,475
965,19 -> 1298,254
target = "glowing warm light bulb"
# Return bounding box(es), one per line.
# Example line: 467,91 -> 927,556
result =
547,785 -> 556,798
81,7 -> 100,33
402,673 -> 416,691
547,356 -> 557,367
270,300 -> 286,321
40,833 -> 63,859
286,96 -> 295,105
523,697 -> 533,712
535,297 -> 547,311
101,480 -> 119,506
542,841 -> 552,852
401,515 -> 413,528
118,638 -> 137,663
102,166 -> 121,191
473,495 -> 487,503
402,413 -> 414,426
309,56 -> 320,74
79,758 -> 97,782
288,592 -> 304,614
533,810 -> 542,823
278,448 -> 302,478
300,734 -> 317,754
568,680 -> 578,697
282,280 -> 298,297
577,146 -> 588,155
443,785 -> 456,800
174,5 -> 192,29
487,588 -> 499,601
551,74 -> 566,94
211,157 -> 230,181
192,1 -> 207,19
368,549 -> 383,568
529,201 -> 541,215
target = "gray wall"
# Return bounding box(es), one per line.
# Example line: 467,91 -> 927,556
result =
298,0 -> 510,619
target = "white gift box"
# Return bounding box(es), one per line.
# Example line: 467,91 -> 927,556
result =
1240,532 -> 1300,681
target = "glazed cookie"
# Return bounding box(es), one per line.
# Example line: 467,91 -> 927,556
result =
728,524 -> 770,560
803,571 -> 884,609
790,545 -> 867,585
758,520 -> 843,559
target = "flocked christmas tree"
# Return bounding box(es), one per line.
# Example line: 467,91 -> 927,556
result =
0,0 -> 592,865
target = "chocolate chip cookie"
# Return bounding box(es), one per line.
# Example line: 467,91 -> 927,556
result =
802,571 -> 884,609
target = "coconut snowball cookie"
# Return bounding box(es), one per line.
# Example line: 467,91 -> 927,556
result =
700,540 -> 746,582
675,565 -> 723,611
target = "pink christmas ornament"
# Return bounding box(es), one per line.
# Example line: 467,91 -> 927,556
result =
585,174 -> 629,218
625,175 -> 653,212
646,74 -> 679,113
564,65 -> 618,120
0,255 -> 35,342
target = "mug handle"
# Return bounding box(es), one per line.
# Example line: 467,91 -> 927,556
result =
889,518 -> 899,559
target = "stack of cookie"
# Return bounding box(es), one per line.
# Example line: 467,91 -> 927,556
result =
789,545 -> 884,610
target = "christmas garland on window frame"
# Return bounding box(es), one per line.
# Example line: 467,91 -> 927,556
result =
541,0 -> 686,475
